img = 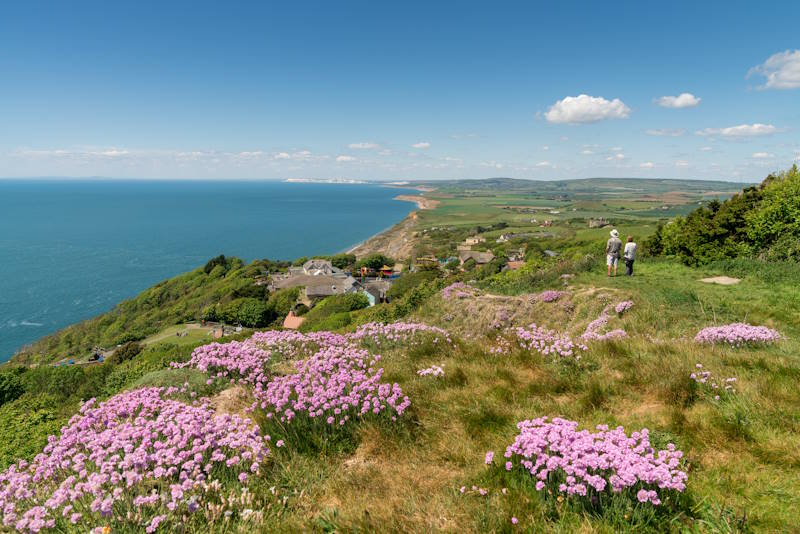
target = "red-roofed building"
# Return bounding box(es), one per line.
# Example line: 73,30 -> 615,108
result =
282,311 -> 305,330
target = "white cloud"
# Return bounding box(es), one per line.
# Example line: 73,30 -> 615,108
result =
541,145 -> 550,151
544,94 -> 630,124
640,162 -> 655,169
699,146 -> 713,152
675,160 -> 689,167
335,155 -> 356,162
751,152 -> 775,159
479,160 -> 504,169
654,93 -> 701,108
559,136 -> 569,141
378,149 -> 393,156
696,123 -> 781,138
581,149 -> 594,155
449,132 -> 478,139
646,128 -> 685,137
611,146 -> 623,152
411,142 -> 431,149
747,50 -> 800,89
348,142 -> 380,149
535,161 -> 552,167
273,152 -> 291,160
605,153 -> 626,161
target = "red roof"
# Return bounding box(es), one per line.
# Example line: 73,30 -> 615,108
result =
282,311 -> 305,330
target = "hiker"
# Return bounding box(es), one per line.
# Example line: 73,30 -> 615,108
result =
606,229 -> 622,277
623,235 -> 637,276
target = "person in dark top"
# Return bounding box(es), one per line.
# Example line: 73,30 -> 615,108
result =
606,229 -> 622,277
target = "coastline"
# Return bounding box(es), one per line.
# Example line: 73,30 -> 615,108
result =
346,194 -> 437,258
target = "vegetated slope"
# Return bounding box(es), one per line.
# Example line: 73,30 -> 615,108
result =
10,256 -> 289,366
2,254 -> 799,532
647,165 -> 800,265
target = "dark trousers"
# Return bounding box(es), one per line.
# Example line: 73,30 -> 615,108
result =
624,258 -> 634,276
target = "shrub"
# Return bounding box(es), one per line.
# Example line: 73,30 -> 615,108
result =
109,341 -> 143,364
300,293 -> 370,332
0,371 -> 24,408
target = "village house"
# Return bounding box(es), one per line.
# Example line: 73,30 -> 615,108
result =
464,235 -> 486,246
459,250 -> 495,266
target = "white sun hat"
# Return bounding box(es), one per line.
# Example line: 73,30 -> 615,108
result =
610,229 -> 619,238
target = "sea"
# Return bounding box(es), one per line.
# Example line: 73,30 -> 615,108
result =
0,180 -> 415,361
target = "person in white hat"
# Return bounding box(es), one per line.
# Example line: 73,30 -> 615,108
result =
605,229 -> 622,277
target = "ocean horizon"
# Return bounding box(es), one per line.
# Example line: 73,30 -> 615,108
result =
0,180 -> 414,361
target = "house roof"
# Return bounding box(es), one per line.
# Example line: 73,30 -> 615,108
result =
272,273 -> 351,290
283,312 -> 305,330
459,250 -> 495,264
507,261 -> 525,270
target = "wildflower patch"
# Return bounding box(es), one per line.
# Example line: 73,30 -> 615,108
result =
495,417 -> 687,507
694,323 -> 780,346
0,387 -> 269,534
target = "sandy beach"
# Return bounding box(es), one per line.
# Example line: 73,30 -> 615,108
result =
347,194 -> 438,258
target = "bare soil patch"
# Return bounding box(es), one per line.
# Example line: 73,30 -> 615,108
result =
700,276 -> 741,286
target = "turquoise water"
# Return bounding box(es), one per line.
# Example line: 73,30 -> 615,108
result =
0,180 -> 413,361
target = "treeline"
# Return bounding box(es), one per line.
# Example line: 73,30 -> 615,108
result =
647,165 -> 800,265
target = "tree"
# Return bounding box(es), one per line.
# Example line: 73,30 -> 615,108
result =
0,370 -> 24,408
109,341 -> 142,365
355,254 -> 394,271
204,254 -> 229,274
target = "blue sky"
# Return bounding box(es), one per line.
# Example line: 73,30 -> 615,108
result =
1,1 -> 798,182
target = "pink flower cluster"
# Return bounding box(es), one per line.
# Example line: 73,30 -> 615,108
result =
581,303 -> 627,342
538,290 -> 566,303
0,387 -> 268,533
500,417 -> 687,506
615,300 -> 634,314
513,324 -> 587,358
417,364 -> 444,377
691,363 -> 737,400
694,323 -> 780,346
442,282 -> 476,300
260,345 -> 410,425
350,321 -> 452,347
176,323 -> 425,433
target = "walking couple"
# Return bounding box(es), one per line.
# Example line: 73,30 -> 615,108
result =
605,229 -> 636,277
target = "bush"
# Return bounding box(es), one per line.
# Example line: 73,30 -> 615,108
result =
300,293 -> 370,332
355,253 -> 394,271
0,371 -> 24,408
387,271 -> 440,300
647,165 -> 800,265
109,341 -> 143,365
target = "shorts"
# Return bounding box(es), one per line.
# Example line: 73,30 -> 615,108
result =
606,254 -> 619,267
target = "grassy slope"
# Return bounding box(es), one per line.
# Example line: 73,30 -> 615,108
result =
249,259 -> 797,532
